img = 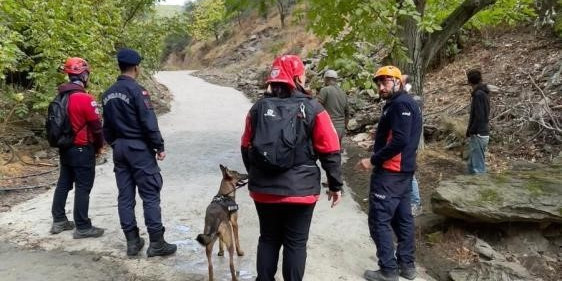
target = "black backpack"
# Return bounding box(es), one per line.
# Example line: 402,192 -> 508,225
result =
46,92 -> 74,149
249,95 -> 314,172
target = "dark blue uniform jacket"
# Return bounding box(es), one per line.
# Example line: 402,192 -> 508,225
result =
101,75 -> 164,153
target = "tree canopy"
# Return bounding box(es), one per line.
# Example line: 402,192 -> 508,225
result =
305,0 -> 537,95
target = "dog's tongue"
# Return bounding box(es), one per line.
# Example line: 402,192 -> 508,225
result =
236,179 -> 248,187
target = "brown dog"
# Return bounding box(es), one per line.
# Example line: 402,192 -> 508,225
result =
196,165 -> 247,281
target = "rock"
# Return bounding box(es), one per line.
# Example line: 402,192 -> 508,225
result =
502,228 -> 551,256
347,118 -> 361,131
351,133 -> 371,143
449,260 -> 541,281
518,254 -> 555,278
472,237 -> 506,261
487,84 -> 501,93
250,35 -> 257,40
431,165 -> 562,223
33,150 -> 48,159
357,140 -> 374,150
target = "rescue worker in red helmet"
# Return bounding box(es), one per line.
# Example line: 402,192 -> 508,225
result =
241,54 -> 343,281
50,57 -> 105,238
356,66 -> 422,281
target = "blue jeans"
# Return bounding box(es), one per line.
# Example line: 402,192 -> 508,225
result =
467,135 -> 489,174
410,176 -> 420,206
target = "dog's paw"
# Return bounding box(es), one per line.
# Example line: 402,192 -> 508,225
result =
237,250 -> 245,256
217,251 -> 224,256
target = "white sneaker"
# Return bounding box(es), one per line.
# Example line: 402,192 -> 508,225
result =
411,204 -> 422,217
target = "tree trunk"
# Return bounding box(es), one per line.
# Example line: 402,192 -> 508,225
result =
397,0 -> 426,149
397,0 -> 425,96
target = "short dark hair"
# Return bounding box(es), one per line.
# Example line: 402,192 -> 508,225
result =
467,69 -> 482,85
119,62 -> 136,73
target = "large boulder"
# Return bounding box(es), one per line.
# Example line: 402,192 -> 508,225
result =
431,164 -> 562,223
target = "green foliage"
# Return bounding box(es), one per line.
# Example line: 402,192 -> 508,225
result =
555,0 -> 562,37
189,0 -> 227,40
0,86 -> 29,124
426,0 -> 536,29
478,188 -> 501,203
306,0 -> 537,94
0,0 -> 172,113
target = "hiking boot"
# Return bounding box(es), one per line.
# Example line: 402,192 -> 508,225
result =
147,227 -> 177,257
73,226 -> 105,239
399,266 -> 417,280
124,227 -> 145,256
363,269 -> 399,281
50,220 -> 75,234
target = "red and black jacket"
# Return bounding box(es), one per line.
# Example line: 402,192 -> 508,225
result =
58,83 -> 103,151
241,91 -> 343,203
370,91 -> 422,173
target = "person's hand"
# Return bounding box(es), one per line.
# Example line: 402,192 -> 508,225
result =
95,147 -> 105,157
355,158 -> 372,172
156,151 -> 166,161
328,190 -> 342,208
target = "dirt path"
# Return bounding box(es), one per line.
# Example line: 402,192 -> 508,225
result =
0,71 -> 427,281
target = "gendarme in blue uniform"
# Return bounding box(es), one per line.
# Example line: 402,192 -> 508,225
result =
101,62 -> 165,236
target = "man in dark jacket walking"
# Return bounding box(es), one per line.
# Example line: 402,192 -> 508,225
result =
102,48 -> 176,257
465,69 -> 490,174
356,66 -> 422,281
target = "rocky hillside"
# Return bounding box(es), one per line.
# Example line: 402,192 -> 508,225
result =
175,19 -> 561,166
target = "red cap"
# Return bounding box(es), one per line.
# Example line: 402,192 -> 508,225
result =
63,57 -> 89,75
266,55 -> 296,88
266,55 -> 305,89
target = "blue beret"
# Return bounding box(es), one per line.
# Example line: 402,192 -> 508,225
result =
117,48 -> 142,65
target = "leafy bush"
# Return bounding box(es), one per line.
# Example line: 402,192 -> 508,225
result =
0,0 -> 172,114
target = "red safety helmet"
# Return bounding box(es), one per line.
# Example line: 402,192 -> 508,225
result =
63,57 -> 90,75
266,55 -> 297,89
285,54 -> 305,77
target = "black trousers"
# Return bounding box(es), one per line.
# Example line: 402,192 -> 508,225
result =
51,145 -> 95,230
112,139 -> 163,235
255,202 -> 316,281
368,170 -> 415,273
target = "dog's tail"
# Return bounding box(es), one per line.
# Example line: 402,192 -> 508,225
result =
196,234 -> 213,245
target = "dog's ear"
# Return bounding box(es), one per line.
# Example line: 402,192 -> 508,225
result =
220,164 -> 230,179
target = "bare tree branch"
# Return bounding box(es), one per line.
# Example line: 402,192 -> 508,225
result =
421,0 -> 496,68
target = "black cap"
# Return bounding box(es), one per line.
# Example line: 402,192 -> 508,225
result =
117,48 -> 142,65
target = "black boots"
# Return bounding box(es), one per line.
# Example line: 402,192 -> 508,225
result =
124,227 -> 145,256
146,227 -> 177,257
364,269 -> 399,281
50,220 -> 75,234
